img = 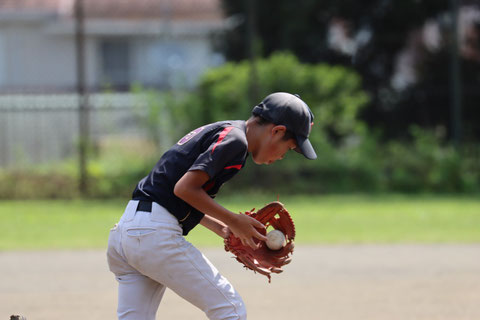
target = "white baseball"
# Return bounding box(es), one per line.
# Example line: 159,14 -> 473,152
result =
266,230 -> 286,250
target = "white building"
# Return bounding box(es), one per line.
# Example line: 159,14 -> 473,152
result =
0,0 -> 227,167
0,0 -> 226,92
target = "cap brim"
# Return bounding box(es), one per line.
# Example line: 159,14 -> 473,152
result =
295,136 -> 317,160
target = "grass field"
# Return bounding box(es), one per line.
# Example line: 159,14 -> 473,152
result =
1,194 -> 479,250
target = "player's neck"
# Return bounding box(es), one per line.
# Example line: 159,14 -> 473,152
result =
245,118 -> 259,154
245,118 -> 272,154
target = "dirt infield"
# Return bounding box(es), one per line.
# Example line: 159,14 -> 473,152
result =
1,245 -> 479,320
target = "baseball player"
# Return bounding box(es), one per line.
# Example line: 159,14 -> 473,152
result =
107,92 -> 317,320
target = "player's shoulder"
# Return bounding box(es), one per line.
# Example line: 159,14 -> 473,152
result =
197,120 -> 247,155
214,120 -> 247,144
176,120 -> 245,148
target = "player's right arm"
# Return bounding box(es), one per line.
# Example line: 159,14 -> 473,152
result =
174,170 -> 267,249
199,215 -> 228,239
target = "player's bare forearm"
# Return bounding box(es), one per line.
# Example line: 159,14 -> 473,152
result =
174,170 -> 236,224
174,170 -> 267,249
199,215 -> 228,238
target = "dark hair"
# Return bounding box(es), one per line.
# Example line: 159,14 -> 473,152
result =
282,130 -> 296,141
251,115 -> 270,125
251,115 -> 296,141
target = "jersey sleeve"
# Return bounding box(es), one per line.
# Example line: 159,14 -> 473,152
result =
189,126 -> 246,179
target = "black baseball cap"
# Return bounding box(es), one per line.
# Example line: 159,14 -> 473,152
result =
252,92 -> 317,160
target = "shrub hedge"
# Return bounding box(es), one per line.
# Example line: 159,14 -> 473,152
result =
1,52 -> 478,198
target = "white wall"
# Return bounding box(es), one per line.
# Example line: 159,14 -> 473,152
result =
131,36 -> 215,88
0,20 -> 102,90
0,31 -> 5,86
0,18 -> 221,92
1,21 -> 71,89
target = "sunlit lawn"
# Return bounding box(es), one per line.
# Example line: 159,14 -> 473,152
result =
1,194 -> 479,250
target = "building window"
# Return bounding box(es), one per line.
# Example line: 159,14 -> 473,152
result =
142,41 -> 187,88
100,39 -> 130,89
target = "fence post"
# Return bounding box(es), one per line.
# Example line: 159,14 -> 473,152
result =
247,0 -> 259,107
75,0 -> 90,195
450,0 -> 462,147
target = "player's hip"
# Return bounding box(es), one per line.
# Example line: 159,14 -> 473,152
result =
120,200 -> 180,225
107,200 -> 185,273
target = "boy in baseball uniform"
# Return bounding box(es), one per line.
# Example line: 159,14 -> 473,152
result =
107,92 -> 317,319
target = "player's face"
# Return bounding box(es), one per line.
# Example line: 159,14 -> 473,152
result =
252,127 -> 298,165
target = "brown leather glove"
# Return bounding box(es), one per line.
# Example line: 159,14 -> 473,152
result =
224,201 -> 295,282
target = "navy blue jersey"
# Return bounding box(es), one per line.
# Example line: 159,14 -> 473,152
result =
132,120 -> 248,235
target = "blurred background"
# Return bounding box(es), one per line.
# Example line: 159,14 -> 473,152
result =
0,0 -> 479,198
2,3 -> 479,318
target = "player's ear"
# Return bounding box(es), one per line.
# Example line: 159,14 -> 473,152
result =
271,125 -> 287,136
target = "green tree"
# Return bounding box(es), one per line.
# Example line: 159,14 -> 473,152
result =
221,0 -> 480,142
194,52 -> 370,147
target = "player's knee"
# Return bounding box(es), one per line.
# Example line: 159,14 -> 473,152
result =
236,302 -> 247,320
233,299 -> 247,320
206,298 -> 246,320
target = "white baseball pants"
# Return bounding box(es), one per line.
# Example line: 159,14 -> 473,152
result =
107,200 -> 247,320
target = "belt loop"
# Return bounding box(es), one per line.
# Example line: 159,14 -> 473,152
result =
120,200 -> 139,223
136,200 -> 152,212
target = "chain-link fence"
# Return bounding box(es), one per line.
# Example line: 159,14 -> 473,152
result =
0,93 -> 152,167
0,0 -> 226,194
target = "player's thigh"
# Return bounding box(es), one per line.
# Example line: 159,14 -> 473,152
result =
151,239 -> 246,320
116,273 -> 166,320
